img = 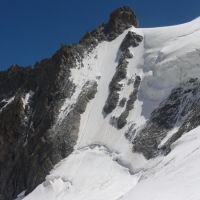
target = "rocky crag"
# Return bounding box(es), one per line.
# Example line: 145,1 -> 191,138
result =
0,6 -> 138,200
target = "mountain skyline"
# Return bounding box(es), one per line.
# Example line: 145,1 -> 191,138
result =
1,5 -> 200,199
0,0 -> 200,70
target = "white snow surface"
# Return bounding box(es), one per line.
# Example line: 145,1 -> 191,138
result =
24,18 -> 200,200
21,91 -> 33,109
0,96 -> 15,112
121,126 -> 200,200
24,146 -> 139,200
24,126 -> 200,200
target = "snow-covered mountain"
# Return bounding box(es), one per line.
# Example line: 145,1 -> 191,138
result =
1,6 -> 200,200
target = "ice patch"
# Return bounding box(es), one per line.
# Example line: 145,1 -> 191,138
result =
21,91 -> 33,109
0,96 -> 15,112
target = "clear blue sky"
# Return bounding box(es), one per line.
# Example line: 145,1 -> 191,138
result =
0,0 -> 200,70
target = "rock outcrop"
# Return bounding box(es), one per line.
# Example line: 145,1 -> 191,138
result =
117,75 -> 141,129
80,6 -> 138,47
132,78 -> 200,159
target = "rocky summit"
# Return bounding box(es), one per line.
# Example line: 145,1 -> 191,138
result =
1,6 -> 200,200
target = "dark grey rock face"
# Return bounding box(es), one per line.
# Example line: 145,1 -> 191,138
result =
117,75 -> 141,129
0,6 -> 138,200
119,97 -> 127,107
0,36 -> 95,200
103,59 -> 128,115
103,31 -> 143,116
104,6 -> 139,40
160,78 -> 200,154
0,47 -> 80,199
80,6 -> 139,47
120,31 -> 143,52
132,78 -> 200,159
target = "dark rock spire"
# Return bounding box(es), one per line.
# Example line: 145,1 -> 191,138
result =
80,6 -> 138,45
106,6 -> 138,33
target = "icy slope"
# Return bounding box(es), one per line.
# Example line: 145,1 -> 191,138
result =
121,126 -> 200,200
24,146 -> 139,200
24,17 -> 200,200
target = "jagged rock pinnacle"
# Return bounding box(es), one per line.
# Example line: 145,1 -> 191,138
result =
104,6 -> 138,40
107,6 -> 138,30
80,6 -> 138,45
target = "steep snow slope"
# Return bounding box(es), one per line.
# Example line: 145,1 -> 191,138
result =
23,146 -> 139,200
121,126 -> 200,200
23,18 -> 200,200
